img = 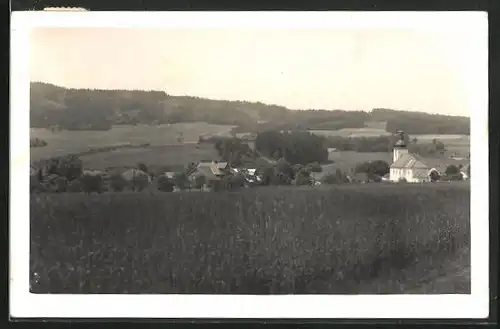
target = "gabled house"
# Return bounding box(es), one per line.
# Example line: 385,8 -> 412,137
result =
188,161 -> 228,189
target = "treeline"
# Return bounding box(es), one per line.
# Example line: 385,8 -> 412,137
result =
324,135 -> 447,156
30,82 -> 470,135
372,108 -> 470,135
255,131 -> 329,165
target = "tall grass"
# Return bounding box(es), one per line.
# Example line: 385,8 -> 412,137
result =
30,182 -> 470,294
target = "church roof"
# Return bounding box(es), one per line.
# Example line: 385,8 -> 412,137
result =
413,170 -> 430,179
390,153 -> 429,169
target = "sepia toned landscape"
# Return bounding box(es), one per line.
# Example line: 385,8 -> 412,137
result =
29,27 -> 471,295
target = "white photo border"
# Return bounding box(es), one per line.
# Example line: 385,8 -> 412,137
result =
10,11 -> 489,319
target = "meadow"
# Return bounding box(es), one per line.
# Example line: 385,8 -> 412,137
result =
30,182 -> 470,294
79,143 -> 220,170
309,128 -> 391,138
328,151 -> 392,169
30,122 -> 235,161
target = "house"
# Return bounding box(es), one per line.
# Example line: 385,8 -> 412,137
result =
164,172 -> 176,179
243,168 -> 262,185
188,161 -> 227,189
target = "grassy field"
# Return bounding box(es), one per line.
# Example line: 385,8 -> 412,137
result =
30,122 -> 235,161
79,143 -> 220,170
30,182 -> 470,294
309,128 -> 470,155
309,128 -> 391,138
311,151 -> 393,180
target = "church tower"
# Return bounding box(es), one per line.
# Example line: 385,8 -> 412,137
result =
393,130 -> 408,163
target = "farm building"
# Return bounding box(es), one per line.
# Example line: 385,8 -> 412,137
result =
164,172 -> 176,179
189,161 -> 228,189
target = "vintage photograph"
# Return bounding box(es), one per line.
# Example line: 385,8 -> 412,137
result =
27,24 -> 475,296
12,11 -> 489,319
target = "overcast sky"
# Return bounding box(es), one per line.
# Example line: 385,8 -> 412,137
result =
30,27 -> 474,116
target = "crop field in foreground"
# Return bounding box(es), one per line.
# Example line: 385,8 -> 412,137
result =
30,182 -> 470,294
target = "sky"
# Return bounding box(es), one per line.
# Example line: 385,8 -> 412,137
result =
30,27 -> 474,116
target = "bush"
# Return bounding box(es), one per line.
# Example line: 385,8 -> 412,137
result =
192,174 -> 206,190
429,169 -> 441,182
80,174 -> 105,194
30,138 -> 47,148
272,171 -> 292,185
67,179 -> 83,193
294,171 -> 311,186
322,169 -> 348,185
54,176 -> 68,193
46,156 -> 83,182
110,173 -> 128,192
157,175 -> 174,192
128,173 -> 150,192
137,163 -> 149,174
30,183 -> 470,294
445,164 -> 460,176
307,162 -> 322,173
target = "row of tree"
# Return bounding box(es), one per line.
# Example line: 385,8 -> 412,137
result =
324,135 -> 446,156
30,82 -> 470,135
255,131 -> 329,165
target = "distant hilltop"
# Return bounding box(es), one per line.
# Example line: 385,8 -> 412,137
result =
30,82 -> 470,135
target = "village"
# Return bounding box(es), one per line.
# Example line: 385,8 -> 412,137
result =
29,129 -> 470,195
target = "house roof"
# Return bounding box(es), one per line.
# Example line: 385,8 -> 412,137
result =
391,152 -> 470,175
196,162 -> 224,180
391,153 -> 429,169
194,166 -> 220,181
216,162 -> 228,169
413,170 -> 429,179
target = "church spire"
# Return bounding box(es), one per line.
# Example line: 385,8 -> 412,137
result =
393,130 -> 408,163
394,130 -> 406,148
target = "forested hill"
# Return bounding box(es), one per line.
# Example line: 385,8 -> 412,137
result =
30,82 -> 470,135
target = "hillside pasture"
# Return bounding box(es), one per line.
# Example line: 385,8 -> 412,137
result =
30,122 -> 235,161
309,128 -> 391,138
79,143 -> 220,170
30,182 -> 470,294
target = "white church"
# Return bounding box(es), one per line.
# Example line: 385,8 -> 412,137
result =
389,131 -> 433,183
